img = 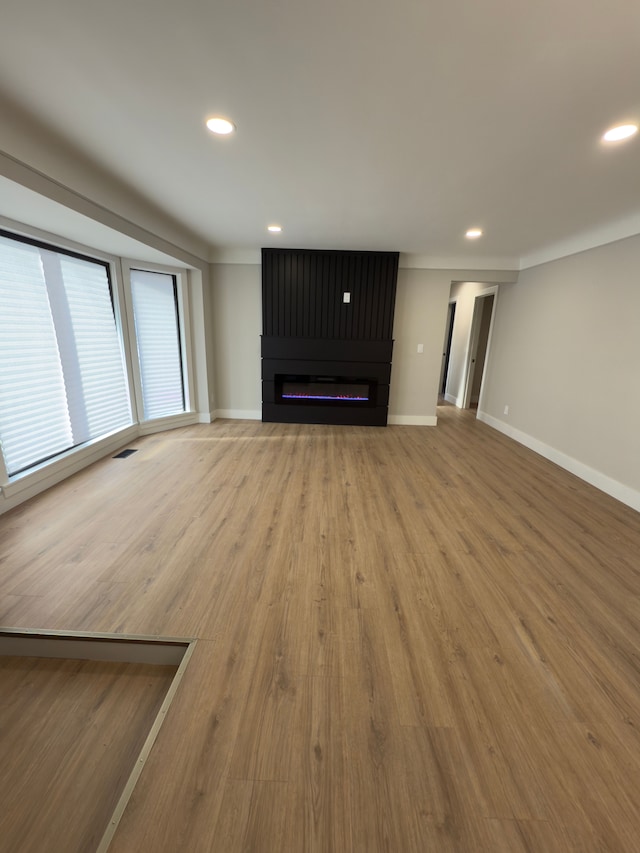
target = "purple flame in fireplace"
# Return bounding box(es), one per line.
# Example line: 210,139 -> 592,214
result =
279,376 -> 371,404
282,392 -> 369,401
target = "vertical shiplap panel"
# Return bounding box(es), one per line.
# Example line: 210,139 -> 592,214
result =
373,254 -> 384,339
340,253 -> 348,337
295,252 -> 303,337
278,253 -> 285,337
338,254 -> 348,340
312,252 -> 321,338
349,253 -> 359,340
286,253 -> 293,338
323,253 -> 331,340
357,255 -> 368,340
306,251 -> 313,337
331,254 -> 339,340
276,251 -> 281,337
261,250 -> 268,335
267,252 -> 273,336
385,254 -> 399,339
367,254 -> 377,339
261,249 -> 398,341
313,251 -> 331,338
262,249 -> 273,336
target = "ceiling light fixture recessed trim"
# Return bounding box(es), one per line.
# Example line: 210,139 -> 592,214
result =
206,116 -> 236,135
465,228 -> 483,239
602,123 -> 638,142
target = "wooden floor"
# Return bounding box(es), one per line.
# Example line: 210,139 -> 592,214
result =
1,405 -> 639,852
0,657 -> 175,853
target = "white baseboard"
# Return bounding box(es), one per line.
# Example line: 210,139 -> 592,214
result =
444,393 -> 460,406
214,409 -> 262,420
388,414 -> 438,426
197,412 -> 215,424
477,411 -> 640,513
138,413 -> 199,435
217,410 -> 436,426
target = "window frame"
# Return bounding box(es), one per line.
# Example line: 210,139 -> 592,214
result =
0,220 -> 137,496
0,227 -> 136,475
0,218 -> 199,507
121,259 -> 195,429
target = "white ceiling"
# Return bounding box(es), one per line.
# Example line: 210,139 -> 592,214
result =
1,0 -> 640,268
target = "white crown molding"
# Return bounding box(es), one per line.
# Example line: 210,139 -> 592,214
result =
209,247 -> 262,265
399,253 -> 520,271
209,247 -> 521,271
207,217 -> 640,272
0,154 -> 208,268
520,211 -> 640,269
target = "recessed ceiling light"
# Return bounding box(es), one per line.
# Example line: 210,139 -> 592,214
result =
466,228 -> 483,239
206,116 -> 236,135
267,225 -> 282,233
602,123 -> 638,142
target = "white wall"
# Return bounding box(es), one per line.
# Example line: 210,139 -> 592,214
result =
188,266 -> 216,419
210,264 -> 262,419
207,263 -> 465,424
480,234 -> 640,510
390,269 -> 452,424
209,263 -> 519,425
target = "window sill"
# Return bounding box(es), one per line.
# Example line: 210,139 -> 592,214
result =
1,424 -> 139,507
138,411 -> 199,435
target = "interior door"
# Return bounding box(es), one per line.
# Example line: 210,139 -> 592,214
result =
439,301 -> 456,396
463,291 -> 496,410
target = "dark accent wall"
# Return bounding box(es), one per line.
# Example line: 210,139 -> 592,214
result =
261,248 -> 399,426
262,249 -> 397,340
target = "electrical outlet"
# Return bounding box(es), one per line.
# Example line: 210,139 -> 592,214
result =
504,405 -> 509,415
343,292 -> 351,303
417,343 -> 424,353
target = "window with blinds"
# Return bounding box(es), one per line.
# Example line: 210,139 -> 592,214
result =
130,269 -> 185,420
0,231 -> 132,477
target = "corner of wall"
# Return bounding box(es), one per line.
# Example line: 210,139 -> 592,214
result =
477,411 -> 640,513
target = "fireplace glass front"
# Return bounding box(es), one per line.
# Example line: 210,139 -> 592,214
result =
275,375 -> 376,407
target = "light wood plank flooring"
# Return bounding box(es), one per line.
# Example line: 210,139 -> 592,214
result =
1,405 -> 639,852
0,657 -> 176,853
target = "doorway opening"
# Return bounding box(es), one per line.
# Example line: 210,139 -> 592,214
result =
463,290 -> 497,412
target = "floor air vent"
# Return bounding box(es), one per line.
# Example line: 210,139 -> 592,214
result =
113,449 -> 138,459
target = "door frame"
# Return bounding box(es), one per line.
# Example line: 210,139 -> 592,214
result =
462,285 -> 499,411
439,299 -> 457,397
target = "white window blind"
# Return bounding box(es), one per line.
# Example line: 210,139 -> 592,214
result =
130,269 -> 185,420
0,237 -> 72,474
58,254 -> 132,441
0,233 -> 132,477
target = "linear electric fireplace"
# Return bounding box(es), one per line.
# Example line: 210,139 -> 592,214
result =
261,248 -> 398,426
276,375 -> 376,407
262,344 -> 391,425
